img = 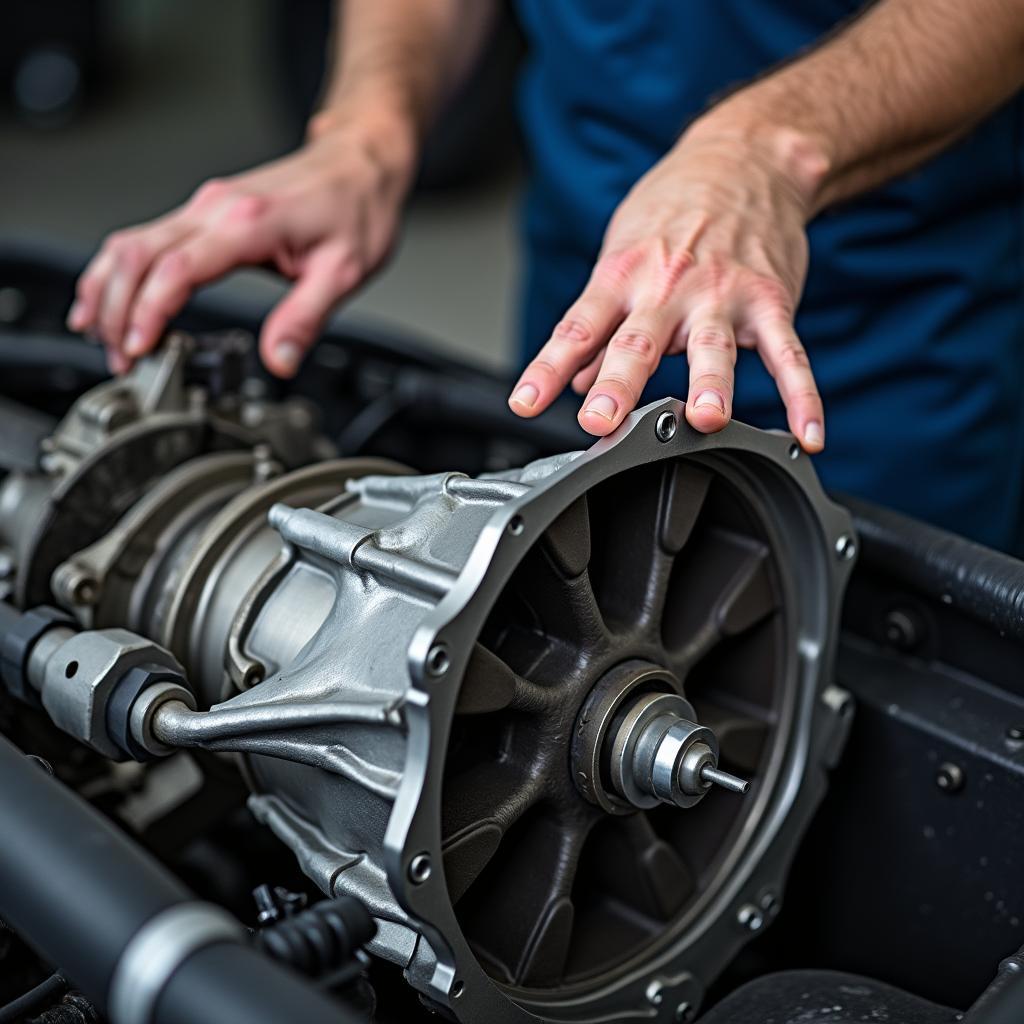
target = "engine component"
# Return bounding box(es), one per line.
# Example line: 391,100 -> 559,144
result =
0,340 -> 856,1023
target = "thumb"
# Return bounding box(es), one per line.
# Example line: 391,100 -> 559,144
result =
259,249 -> 359,378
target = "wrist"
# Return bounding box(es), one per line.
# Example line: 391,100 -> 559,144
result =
683,101 -> 834,219
307,97 -> 420,189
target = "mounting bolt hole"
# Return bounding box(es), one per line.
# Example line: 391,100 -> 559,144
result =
788,442 -> 800,460
451,980 -> 465,1000
408,853 -> 432,884
64,660 -> 79,679
835,534 -> 857,561
507,515 -> 525,536
426,644 -> 450,677
655,411 -> 677,443
675,1003 -> 694,1022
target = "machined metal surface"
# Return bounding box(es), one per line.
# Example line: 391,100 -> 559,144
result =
0,342 -> 857,1024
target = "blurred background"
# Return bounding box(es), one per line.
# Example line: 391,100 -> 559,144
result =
1,0 -> 524,371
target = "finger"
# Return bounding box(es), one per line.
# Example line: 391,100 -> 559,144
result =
578,310 -> 673,435
96,219 -> 195,350
756,317 -> 824,451
69,247 -> 116,333
259,245 -> 361,378
570,347 -> 606,395
683,314 -> 737,434
124,210 -> 272,358
508,287 -> 624,418
105,342 -> 131,376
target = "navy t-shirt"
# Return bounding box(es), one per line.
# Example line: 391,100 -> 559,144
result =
514,0 -> 1024,555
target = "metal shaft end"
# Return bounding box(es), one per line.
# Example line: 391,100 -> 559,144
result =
700,765 -> 750,795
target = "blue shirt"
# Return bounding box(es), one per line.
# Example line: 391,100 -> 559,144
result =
514,1 -> 1024,555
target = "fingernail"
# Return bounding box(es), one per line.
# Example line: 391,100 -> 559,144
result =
804,420 -> 824,447
693,390 -> 725,413
66,301 -> 84,330
124,328 -> 146,356
510,383 -> 539,409
275,339 -> 304,375
584,394 -> 618,421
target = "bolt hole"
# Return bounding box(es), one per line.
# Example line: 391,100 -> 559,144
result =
426,644 -> 450,677
788,442 -> 800,460
408,853 -> 432,884
451,980 -> 465,1000
508,515 -> 525,536
64,660 -> 78,679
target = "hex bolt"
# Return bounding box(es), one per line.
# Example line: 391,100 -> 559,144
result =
408,853 -> 432,884
737,903 -> 765,933
936,762 -> 964,793
426,644 -> 450,677
655,411 -> 677,443
835,535 -> 857,561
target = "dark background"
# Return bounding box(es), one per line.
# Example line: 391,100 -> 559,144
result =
0,0 -> 523,373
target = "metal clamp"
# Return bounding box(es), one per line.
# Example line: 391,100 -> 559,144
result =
108,902 -> 244,1024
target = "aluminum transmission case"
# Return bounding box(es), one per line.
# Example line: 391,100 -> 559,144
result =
195,397 -> 857,1023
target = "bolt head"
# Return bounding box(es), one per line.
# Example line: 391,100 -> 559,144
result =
835,535 -> 857,561
737,903 -> 765,932
645,980 -> 664,1006
936,762 -> 964,793
655,411 -> 677,443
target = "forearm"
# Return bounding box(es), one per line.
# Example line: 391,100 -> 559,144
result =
310,0 -> 496,160
687,0 -> 1024,215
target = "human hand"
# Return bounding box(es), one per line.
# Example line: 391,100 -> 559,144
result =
67,112 -> 416,377
508,123 -> 827,451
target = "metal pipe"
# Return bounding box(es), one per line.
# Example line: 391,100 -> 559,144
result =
0,732 -> 363,1024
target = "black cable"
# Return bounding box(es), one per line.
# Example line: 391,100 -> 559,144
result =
0,972 -> 67,1024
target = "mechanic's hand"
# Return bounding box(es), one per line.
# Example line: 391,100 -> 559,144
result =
67,114 -> 415,377
508,127 -> 826,451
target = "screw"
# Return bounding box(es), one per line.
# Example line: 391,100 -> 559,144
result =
737,903 -> 765,932
655,411 -> 677,442
835,535 -> 857,561
675,1003 -> 694,1022
936,762 -> 964,793
645,980 -> 664,1006
426,644 -> 450,677
408,854 -> 432,884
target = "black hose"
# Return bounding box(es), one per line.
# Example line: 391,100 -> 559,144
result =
0,973 -> 67,1024
0,733 -> 364,1024
840,493 -> 1024,642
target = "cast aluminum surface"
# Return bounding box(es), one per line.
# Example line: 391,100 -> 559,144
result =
1,347 -> 856,1023
150,396 -> 856,1023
